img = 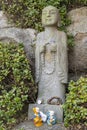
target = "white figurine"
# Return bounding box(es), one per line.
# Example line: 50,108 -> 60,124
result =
46,110 -> 57,125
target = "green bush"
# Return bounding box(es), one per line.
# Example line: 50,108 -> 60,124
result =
63,77 -> 87,127
1,0 -> 87,30
0,42 -> 37,129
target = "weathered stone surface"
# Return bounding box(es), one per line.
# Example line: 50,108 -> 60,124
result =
28,104 -> 63,122
69,33 -> 87,72
67,7 -> 87,36
0,27 -> 36,59
0,11 -> 13,28
67,7 -> 87,75
12,120 -> 67,130
0,11 -> 37,61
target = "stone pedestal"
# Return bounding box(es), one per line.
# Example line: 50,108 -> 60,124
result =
28,104 -> 63,122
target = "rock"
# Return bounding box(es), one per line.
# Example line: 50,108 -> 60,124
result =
0,11 -> 37,61
69,33 -> 87,72
67,7 -> 87,36
0,11 -> 13,28
0,27 -> 36,60
67,7 -> 87,77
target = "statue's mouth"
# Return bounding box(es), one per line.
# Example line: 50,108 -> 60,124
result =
46,18 -> 51,20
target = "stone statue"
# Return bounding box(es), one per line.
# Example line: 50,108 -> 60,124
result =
35,6 -> 68,104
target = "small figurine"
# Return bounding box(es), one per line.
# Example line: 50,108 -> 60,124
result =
46,110 -> 57,126
40,111 -> 47,122
33,107 -> 43,127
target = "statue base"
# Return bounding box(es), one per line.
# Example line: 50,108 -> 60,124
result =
28,104 -> 63,122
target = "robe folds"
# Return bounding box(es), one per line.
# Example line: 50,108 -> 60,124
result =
35,31 -> 68,103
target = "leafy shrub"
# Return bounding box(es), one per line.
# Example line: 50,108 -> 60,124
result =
63,77 -> 87,127
0,42 -> 37,129
1,0 -> 87,30
67,35 -> 75,47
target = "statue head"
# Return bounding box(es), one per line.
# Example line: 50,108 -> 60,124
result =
42,6 -> 59,27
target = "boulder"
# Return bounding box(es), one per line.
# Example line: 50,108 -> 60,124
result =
0,27 -> 36,58
67,7 -> 87,77
0,11 -> 13,28
0,11 -> 37,62
67,7 -> 87,36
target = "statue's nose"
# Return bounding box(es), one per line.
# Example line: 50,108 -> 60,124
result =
46,11 -> 50,17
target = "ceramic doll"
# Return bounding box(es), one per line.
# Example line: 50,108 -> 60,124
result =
33,107 -> 47,127
46,110 -> 57,126
33,107 -> 43,127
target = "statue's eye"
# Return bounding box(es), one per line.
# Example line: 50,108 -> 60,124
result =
50,11 -> 56,14
42,10 -> 56,15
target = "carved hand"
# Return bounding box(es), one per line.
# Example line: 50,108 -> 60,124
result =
58,71 -> 67,84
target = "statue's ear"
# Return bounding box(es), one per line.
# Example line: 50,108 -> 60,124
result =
57,10 -> 61,27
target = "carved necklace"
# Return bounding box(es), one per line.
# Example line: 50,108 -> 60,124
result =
40,29 -> 58,74
41,43 -> 56,75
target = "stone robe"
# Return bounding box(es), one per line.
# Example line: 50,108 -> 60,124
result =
35,31 -> 68,103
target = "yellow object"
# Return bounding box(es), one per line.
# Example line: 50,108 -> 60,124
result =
34,116 -> 43,127
33,107 -> 43,127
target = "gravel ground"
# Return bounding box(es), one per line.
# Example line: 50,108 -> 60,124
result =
12,120 -> 67,130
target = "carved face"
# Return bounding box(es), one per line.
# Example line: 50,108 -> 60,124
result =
42,6 -> 59,27
33,107 -> 39,114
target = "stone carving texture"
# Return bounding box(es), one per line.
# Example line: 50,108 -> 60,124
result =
35,6 -> 68,104
67,7 -> 87,73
